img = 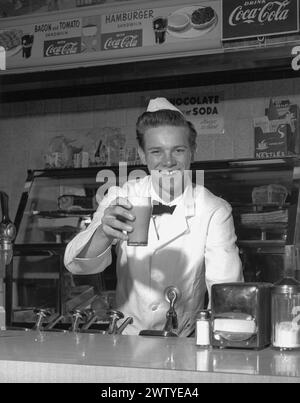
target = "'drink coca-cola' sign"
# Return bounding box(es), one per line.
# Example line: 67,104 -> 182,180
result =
101,30 -> 142,51
44,38 -> 81,57
222,0 -> 299,41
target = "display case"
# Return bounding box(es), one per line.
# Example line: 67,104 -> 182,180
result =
7,167 -> 126,328
8,157 -> 300,328
198,157 -> 300,284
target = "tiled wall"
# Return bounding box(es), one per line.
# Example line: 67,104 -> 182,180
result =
1,76 -> 300,218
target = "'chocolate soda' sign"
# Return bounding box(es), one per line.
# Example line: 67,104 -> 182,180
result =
222,0 -> 299,41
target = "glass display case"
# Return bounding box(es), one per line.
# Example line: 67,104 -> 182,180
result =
198,157 -> 300,284
8,167 -> 123,328
8,157 -> 300,328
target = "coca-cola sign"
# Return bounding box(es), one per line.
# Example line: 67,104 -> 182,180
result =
44,38 -> 81,57
101,30 -> 142,51
222,0 -> 299,41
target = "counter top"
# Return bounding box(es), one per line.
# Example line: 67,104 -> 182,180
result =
0,330 -> 299,383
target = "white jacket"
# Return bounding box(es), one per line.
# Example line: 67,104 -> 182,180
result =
64,175 -> 242,336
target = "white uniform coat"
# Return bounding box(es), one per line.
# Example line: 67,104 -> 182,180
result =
64,175 -> 242,336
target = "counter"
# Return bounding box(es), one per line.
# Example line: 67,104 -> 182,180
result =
0,330 -> 299,383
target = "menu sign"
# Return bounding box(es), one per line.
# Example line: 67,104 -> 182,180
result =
101,3 -> 221,51
41,19 -> 82,57
222,0 -> 299,41
100,8 -> 152,51
1,0 -> 222,73
168,93 -> 224,135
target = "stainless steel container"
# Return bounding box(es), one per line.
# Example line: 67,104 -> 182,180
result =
211,282 -> 273,350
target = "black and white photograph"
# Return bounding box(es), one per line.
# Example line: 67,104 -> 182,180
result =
0,0 -> 300,386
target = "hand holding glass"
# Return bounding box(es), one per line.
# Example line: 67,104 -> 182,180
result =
127,197 -> 152,246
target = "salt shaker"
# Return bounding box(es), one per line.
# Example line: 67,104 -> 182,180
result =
196,310 -> 211,347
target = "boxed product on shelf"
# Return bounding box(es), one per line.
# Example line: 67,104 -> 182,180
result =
252,184 -> 288,206
254,99 -> 300,159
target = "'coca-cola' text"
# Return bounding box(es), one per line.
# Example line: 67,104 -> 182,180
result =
44,39 -> 80,57
229,0 -> 291,26
103,34 -> 139,50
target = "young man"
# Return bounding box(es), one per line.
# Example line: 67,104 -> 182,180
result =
64,98 -> 242,336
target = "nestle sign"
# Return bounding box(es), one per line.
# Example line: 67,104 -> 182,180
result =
101,30 -> 142,51
222,0 -> 299,40
44,37 -> 81,57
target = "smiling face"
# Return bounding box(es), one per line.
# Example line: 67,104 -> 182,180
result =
138,125 -> 193,202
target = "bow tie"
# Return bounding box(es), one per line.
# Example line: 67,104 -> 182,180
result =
152,202 -> 176,216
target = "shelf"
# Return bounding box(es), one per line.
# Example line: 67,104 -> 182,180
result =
23,157 -> 300,181
27,165 -> 149,179
1,43 -> 300,102
32,210 -> 95,218
13,244 -> 67,254
238,223 -> 288,229
232,203 -> 290,209
238,240 -> 286,247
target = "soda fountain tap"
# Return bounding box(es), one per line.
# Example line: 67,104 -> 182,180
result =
164,286 -> 181,333
139,286 -> 181,337
33,309 -> 51,331
69,309 -> 87,332
106,309 -> 134,335
0,191 -> 16,268
106,309 -> 124,334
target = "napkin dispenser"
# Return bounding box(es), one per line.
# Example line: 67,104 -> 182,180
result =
211,282 -> 273,350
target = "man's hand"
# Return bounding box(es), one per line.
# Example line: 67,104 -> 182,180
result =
101,197 -> 135,241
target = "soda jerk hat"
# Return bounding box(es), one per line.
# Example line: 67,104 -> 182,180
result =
147,97 -> 183,115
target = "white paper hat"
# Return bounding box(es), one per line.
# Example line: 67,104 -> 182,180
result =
147,97 -> 183,114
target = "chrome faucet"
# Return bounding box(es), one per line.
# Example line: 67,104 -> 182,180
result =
33,308 -> 51,331
69,309 -> 87,332
106,309 -> 133,335
139,286 -> 181,337
163,286 -> 181,333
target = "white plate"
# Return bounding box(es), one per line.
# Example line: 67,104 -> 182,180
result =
167,5 -> 218,39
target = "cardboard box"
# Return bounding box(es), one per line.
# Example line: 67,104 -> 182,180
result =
254,100 -> 300,159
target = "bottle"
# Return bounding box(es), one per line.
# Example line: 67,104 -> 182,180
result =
196,310 -> 211,347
